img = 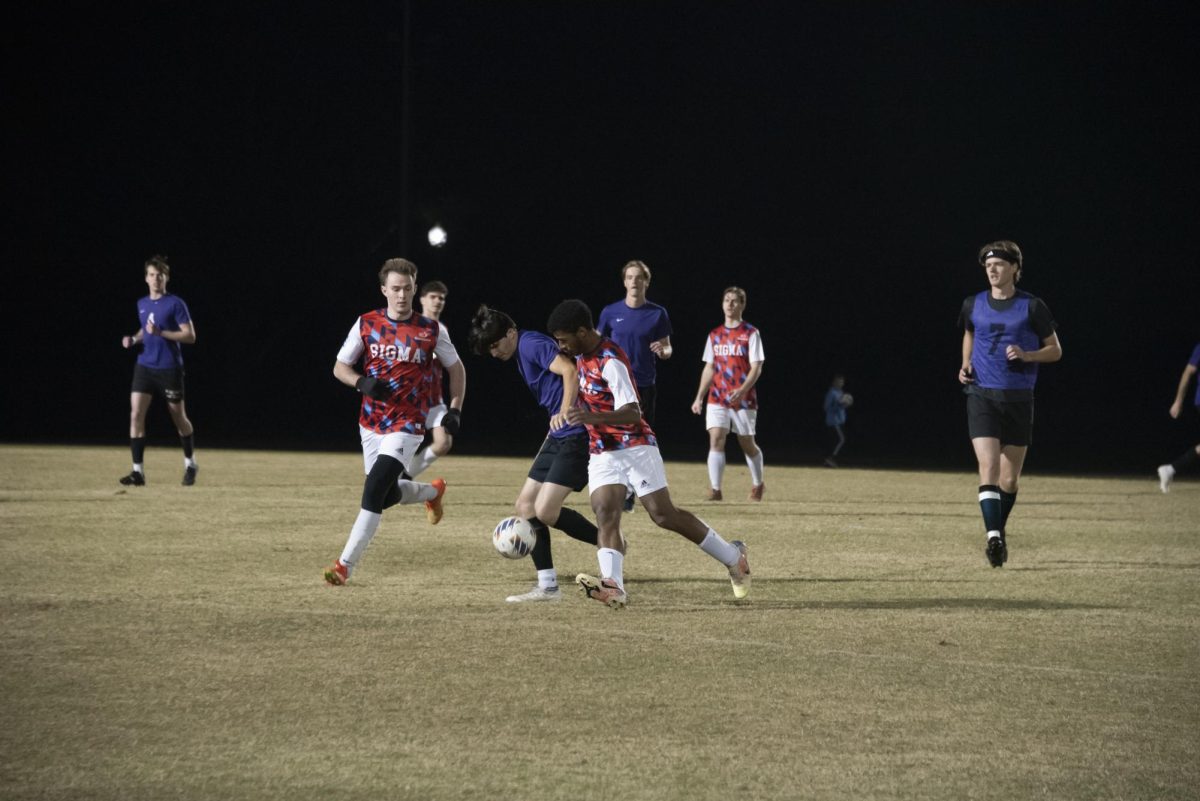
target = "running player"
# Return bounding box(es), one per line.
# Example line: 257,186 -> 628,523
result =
118,254 -> 199,486
547,299 -> 750,608
322,258 -> 466,586
1156,341 -> 1200,492
690,286 -> 766,501
959,241 -> 1062,567
407,280 -> 460,477
468,305 -> 601,602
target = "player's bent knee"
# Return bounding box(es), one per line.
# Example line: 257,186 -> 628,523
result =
362,455 -> 404,513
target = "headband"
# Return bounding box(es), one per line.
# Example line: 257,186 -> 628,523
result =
980,249 -> 1020,265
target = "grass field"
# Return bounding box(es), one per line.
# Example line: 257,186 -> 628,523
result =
1,445 -> 1197,800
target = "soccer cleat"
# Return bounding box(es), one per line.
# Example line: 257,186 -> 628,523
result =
622,489 -> 636,513
1000,531 -> 1009,565
119,471 -> 146,487
505,586 -> 563,603
706,487 -> 723,501
1157,464 -> 1174,494
182,464 -> 198,486
425,478 -> 447,524
323,561 -> 349,586
986,535 -> 1005,568
576,574 -> 627,609
727,540 -> 751,599
749,483 -> 764,501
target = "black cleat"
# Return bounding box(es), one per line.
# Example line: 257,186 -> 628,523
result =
986,536 -> 1005,568
182,465 -> 198,486
119,471 -> 146,487
999,530 -> 1008,564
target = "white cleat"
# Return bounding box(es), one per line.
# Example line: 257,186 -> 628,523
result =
727,540 -> 751,600
1158,464 -> 1175,494
505,586 -> 563,603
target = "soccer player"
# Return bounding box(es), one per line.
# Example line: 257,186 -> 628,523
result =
1156,342 -> 1200,492
118,254 -> 199,487
322,258 -> 466,586
823,373 -> 852,468
959,241 -> 1062,568
407,280 -> 460,478
468,305 -> 601,602
548,299 -> 750,608
596,260 -> 673,426
690,286 -> 766,501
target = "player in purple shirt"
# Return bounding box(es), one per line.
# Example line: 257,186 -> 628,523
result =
596,260 -> 673,426
118,255 -> 199,486
1156,342 -> 1200,492
468,305 -> 600,602
407,280 -> 460,478
958,241 -> 1062,567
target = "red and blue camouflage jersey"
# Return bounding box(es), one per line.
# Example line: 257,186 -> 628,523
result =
336,309 -> 461,435
703,321 -> 765,410
576,337 -> 657,454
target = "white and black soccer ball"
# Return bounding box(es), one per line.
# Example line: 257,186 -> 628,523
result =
492,516 -> 535,559
839,392 -> 854,407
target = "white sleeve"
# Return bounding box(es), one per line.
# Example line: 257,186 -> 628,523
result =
433,322 -> 461,367
336,319 -> 364,364
602,357 -> 640,409
748,330 -> 765,363
702,336 -> 714,363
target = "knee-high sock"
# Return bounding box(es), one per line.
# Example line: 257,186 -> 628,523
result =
707,451 -> 726,490
1000,490 -> 1017,530
529,517 -> 554,571
552,507 -> 599,546
339,509 -> 382,574
1171,446 -> 1199,473
407,447 -> 439,478
598,547 -> 624,588
699,528 -> 739,566
978,485 -> 1002,536
131,437 -> 146,471
745,449 -> 764,486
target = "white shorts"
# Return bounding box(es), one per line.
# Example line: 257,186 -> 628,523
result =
425,403 -> 448,428
705,404 -> 758,436
359,426 -> 423,475
588,444 -> 669,498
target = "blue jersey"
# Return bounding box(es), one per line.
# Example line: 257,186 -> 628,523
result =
824,387 -> 846,427
596,300 -> 672,386
960,290 -> 1055,397
136,294 -> 192,369
514,330 -> 586,439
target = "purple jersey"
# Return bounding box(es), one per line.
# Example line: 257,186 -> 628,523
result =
515,330 -> 585,439
1190,343 -> 1200,407
136,294 -> 191,369
961,290 -> 1055,394
596,300 -> 672,386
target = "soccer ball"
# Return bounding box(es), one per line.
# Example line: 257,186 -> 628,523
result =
492,516 -> 536,559
840,392 -> 854,407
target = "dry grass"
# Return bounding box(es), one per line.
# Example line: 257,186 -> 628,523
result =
1,445 -> 1197,800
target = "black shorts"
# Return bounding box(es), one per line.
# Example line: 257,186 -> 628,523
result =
527,432 -> 589,492
967,392 -> 1033,447
131,364 -> 186,402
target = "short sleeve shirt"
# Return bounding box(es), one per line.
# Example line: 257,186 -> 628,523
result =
136,294 -> 192,369
596,300 -> 672,386
702,322 -> 764,409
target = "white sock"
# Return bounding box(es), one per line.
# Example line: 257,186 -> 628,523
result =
537,569 -> 558,590
132,463 -> 144,474
184,457 -> 197,468
407,448 -> 439,478
598,547 -> 624,589
707,451 -> 726,490
394,479 -> 439,504
339,509 -> 383,574
745,449 -> 764,486
699,529 -> 739,566
987,530 -> 1002,540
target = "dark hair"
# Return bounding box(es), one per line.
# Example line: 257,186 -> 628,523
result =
468,304 -> 517,356
379,258 -> 418,285
546,299 -> 593,335
419,280 -> 448,297
144,254 -> 170,276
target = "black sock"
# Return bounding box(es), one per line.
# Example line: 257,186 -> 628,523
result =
1000,490 -> 1017,532
1171,446 -> 1199,473
180,433 -> 195,459
552,507 -> 600,546
131,437 -> 146,467
528,517 -> 553,571
978,484 -> 1002,533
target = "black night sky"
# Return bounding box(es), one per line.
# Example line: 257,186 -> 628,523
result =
5,1 -> 1198,473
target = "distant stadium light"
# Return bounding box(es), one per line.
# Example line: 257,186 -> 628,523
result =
427,224 -> 447,247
